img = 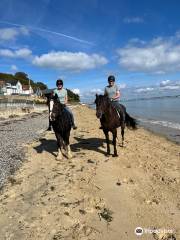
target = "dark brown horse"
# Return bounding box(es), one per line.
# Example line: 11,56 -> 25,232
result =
49,94 -> 72,159
95,94 -> 137,157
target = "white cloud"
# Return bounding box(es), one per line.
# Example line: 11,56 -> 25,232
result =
15,48 -> 32,58
134,80 -> 180,94
117,35 -> 180,73
119,83 -> 126,89
72,88 -> 80,95
135,87 -> 154,93
0,48 -> 32,59
89,88 -> 104,94
161,85 -> 180,90
0,49 -> 14,57
0,27 -> 29,41
123,17 -> 144,24
159,80 -> 171,87
32,51 -> 108,71
159,79 -> 180,90
11,65 -> 18,71
19,26 -> 29,36
80,88 -> 104,103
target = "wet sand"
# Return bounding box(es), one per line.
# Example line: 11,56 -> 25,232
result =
139,121 -> 180,145
0,105 -> 179,240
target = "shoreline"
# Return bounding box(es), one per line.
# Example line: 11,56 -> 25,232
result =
139,121 -> 180,145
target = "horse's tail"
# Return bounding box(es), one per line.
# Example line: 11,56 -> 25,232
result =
125,112 -> 137,129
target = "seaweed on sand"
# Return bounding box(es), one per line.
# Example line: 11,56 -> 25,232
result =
99,208 -> 113,223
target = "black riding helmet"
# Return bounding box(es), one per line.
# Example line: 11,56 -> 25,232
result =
108,75 -> 115,82
56,79 -> 63,87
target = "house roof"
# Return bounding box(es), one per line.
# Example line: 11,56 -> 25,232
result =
0,80 -> 5,87
6,79 -> 19,86
22,85 -> 30,90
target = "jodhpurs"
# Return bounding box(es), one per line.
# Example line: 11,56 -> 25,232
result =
64,106 -> 75,126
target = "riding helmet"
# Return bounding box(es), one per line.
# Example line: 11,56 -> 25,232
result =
108,75 -> 115,82
56,79 -> 63,87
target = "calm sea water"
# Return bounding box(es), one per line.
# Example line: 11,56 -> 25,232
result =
87,96 -> 180,143
124,97 -> 180,129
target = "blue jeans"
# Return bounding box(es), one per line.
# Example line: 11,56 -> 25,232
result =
64,106 -> 75,126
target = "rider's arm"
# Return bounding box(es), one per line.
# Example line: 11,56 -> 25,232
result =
104,87 -> 107,96
112,85 -> 120,100
65,89 -> 68,104
112,90 -> 120,100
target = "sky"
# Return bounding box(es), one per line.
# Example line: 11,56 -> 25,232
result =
0,0 -> 180,101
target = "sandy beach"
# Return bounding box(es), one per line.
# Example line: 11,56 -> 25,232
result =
0,104 -> 179,240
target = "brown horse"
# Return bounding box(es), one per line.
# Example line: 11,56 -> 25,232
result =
95,94 -> 137,157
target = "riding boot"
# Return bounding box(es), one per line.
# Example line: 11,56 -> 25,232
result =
71,118 -> 77,129
47,119 -> 52,131
47,126 -> 52,131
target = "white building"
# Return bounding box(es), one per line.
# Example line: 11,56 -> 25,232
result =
0,80 -> 33,95
22,85 -> 34,95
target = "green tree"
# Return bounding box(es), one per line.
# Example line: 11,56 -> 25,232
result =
14,72 -> 29,80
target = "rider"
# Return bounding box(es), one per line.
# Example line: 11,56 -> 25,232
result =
104,75 -> 121,103
99,75 -> 124,129
53,79 -> 77,130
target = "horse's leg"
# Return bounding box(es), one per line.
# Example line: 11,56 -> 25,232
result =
112,129 -> 118,157
121,122 -> 125,147
57,147 -> 63,160
64,131 -> 72,159
104,130 -> 110,156
66,144 -> 72,159
55,133 -> 63,160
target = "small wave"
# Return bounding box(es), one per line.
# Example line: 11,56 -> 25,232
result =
139,118 -> 180,130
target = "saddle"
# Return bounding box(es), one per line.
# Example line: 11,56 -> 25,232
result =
110,102 -> 126,122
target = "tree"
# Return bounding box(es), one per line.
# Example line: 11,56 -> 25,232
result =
67,89 -> 80,102
14,72 -> 29,81
36,82 -> 47,90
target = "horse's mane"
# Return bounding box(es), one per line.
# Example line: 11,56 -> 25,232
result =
97,94 -> 111,106
96,94 -> 120,124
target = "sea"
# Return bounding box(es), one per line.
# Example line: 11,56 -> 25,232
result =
85,96 -> 180,144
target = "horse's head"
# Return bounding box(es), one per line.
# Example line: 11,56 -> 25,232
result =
49,94 -> 65,121
95,94 -> 110,118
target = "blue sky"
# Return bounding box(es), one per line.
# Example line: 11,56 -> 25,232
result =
0,0 -> 180,101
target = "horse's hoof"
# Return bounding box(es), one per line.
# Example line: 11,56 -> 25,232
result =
106,153 -> 110,157
67,154 -> 73,159
112,154 -> 118,157
56,155 -> 63,160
